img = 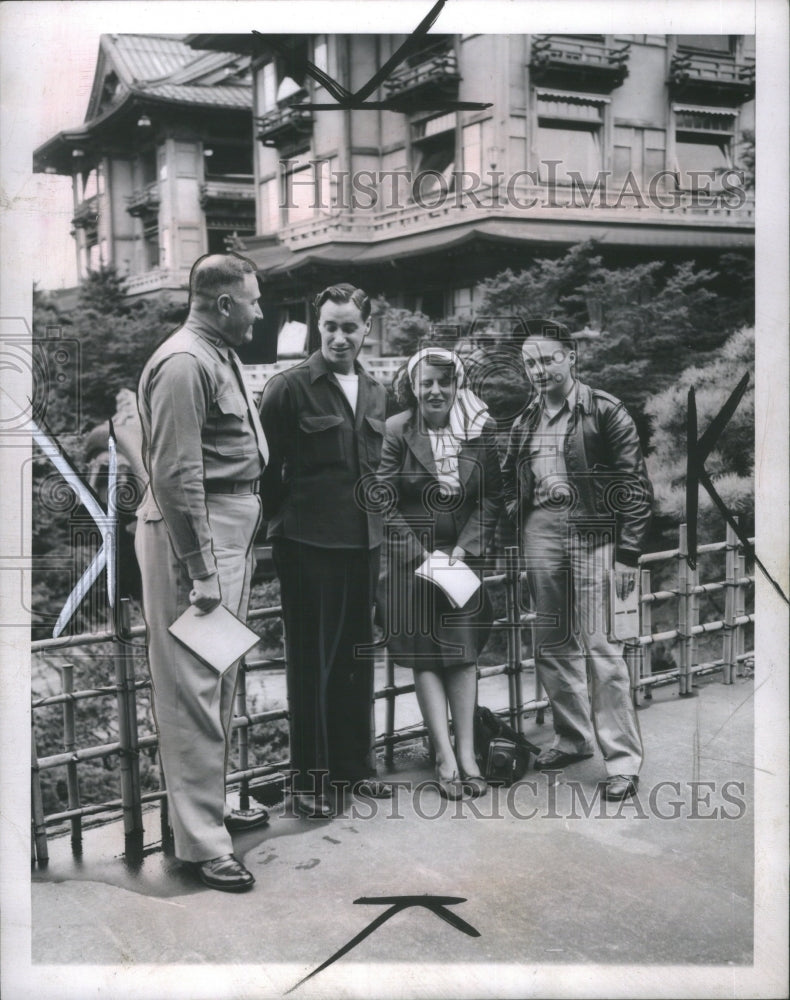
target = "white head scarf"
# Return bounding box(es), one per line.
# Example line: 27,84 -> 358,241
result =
406,346 -> 490,441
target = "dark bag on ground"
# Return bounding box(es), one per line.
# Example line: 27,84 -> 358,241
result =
474,705 -> 542,785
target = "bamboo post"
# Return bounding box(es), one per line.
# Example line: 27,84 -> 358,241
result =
113,597 -> 144,854
722,521 -> 737,684
384,649 -> 395,770
504,546 -> 522,731
31,726 -> 49,865
688,554 -> 700,689
59,663 -> 82,849
236,661 -> 250,810
677,524 -> 693,697
640,567 -> 653,701
735,516 -> 747,676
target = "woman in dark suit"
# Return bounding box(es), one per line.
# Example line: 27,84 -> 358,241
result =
377,347 -> 503,799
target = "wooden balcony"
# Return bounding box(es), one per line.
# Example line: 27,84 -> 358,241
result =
255,104 -> 313,151
530,36 -> 631,91
199,179 -> 255,205
123,268 -> 190,297
125,183 -> 160,218
382,46 -> 460,109
669,51 -> 755,103
71,195 -> 99,231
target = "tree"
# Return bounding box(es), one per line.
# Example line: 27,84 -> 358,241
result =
643,326 -> 754,541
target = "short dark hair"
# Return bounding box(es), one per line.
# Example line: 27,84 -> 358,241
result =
190,253 -> 258,302
522,317 -> 575,352
313,283 -> 371,321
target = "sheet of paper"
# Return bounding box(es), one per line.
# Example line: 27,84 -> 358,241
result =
168,603 -> 260,674
607,569 -> 640,641
415,550 -> 481,609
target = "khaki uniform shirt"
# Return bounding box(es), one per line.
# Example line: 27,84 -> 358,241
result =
137,323 -> 266,579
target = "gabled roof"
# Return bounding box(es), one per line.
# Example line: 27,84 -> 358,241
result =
85,34 -> 251,121
34,34 -> 253,174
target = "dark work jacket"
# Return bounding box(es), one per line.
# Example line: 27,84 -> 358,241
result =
258,350 -> 387,549
501,380 -> 653,565
377,409 -> 503,568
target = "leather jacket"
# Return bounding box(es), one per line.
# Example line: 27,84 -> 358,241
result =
502,380 -> 653,564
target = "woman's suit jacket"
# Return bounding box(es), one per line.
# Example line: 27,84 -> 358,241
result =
376,408 -> 503,667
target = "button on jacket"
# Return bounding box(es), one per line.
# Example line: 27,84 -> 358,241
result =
259,350 -> 388,549
502,379 -> 653,564
137,324 -> 264,579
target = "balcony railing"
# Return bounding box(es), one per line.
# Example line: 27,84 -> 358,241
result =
275,183 -> 755,250
531,36 -> 631,90
669,52 -> 755,103
71,195 -> 99,230
123,268 -> 190,296
199,178 -> 255,205
382,46 -> 460,106
255,104 -> 314,150
125,183 -> 160,218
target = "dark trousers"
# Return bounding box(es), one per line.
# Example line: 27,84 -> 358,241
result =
273,540 -> 380,792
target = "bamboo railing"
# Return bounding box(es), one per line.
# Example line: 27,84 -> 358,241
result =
30,521 -> 754,863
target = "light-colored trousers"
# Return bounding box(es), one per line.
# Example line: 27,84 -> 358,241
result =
523,507 -> 643,775
135,493 -> 260,862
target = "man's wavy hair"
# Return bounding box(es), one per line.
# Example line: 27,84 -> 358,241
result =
313,283 -> 372,321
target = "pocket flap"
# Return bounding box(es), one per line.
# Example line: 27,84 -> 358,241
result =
365,415 -> 384,435
299,414 -> 345,433
216,391 -> 245,419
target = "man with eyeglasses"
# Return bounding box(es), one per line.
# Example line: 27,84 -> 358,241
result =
502,319 -> 653,801
136,253 -> 270,891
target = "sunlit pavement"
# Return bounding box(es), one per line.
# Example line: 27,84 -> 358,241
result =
32,673 -> 754,975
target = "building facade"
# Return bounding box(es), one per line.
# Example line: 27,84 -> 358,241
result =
36,32 -> 754,366
33,34 -> 255,300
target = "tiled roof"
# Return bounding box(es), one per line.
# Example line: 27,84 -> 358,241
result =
96,34 -> 251,112
138,83 -> 251,109
107,34 -> 213,85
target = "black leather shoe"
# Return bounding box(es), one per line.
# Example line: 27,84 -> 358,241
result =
196,854 -> 255,892
534,748 -> 593,770
225,806 -> 270,833
601,774 -> 639,801
292,792 -> 333,819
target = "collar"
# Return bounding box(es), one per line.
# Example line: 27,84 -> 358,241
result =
544,379 -> 578,418
185,322 -> 232,360
307,349 -> 370,384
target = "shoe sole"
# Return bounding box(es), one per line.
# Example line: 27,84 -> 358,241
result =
225,818 -> 270,833
199,878 -> 255,892
534,753 -> 593,770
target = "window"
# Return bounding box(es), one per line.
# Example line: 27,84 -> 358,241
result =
282,157 -> 321,224
613,126 -> 666,187
203,143 -> 253,180
412,113 -> 457,198
676,35 -> 734,54
143,223 -> 160,269
536,95 -> 604,185
673,108 -> 736,189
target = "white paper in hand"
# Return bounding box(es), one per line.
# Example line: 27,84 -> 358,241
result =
168,604 -> 260,674
415,550 -> 481,609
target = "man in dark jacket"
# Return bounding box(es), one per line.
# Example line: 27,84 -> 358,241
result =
502,320 -> 653,801
259,284 -> 392,818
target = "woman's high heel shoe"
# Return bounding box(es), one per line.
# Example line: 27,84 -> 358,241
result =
459,771 -> 487,798
435,771 -> 468,801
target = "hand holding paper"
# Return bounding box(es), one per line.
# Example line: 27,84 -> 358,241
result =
415,550 -> 481,609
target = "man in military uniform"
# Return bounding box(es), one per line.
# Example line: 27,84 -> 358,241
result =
136,253 -> 269,891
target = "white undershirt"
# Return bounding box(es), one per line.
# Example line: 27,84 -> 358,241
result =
334,371 -> 359,414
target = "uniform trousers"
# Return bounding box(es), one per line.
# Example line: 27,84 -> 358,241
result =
523,506 -> 643,775
135,493 -> 261,862
272,540 -> 379,793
